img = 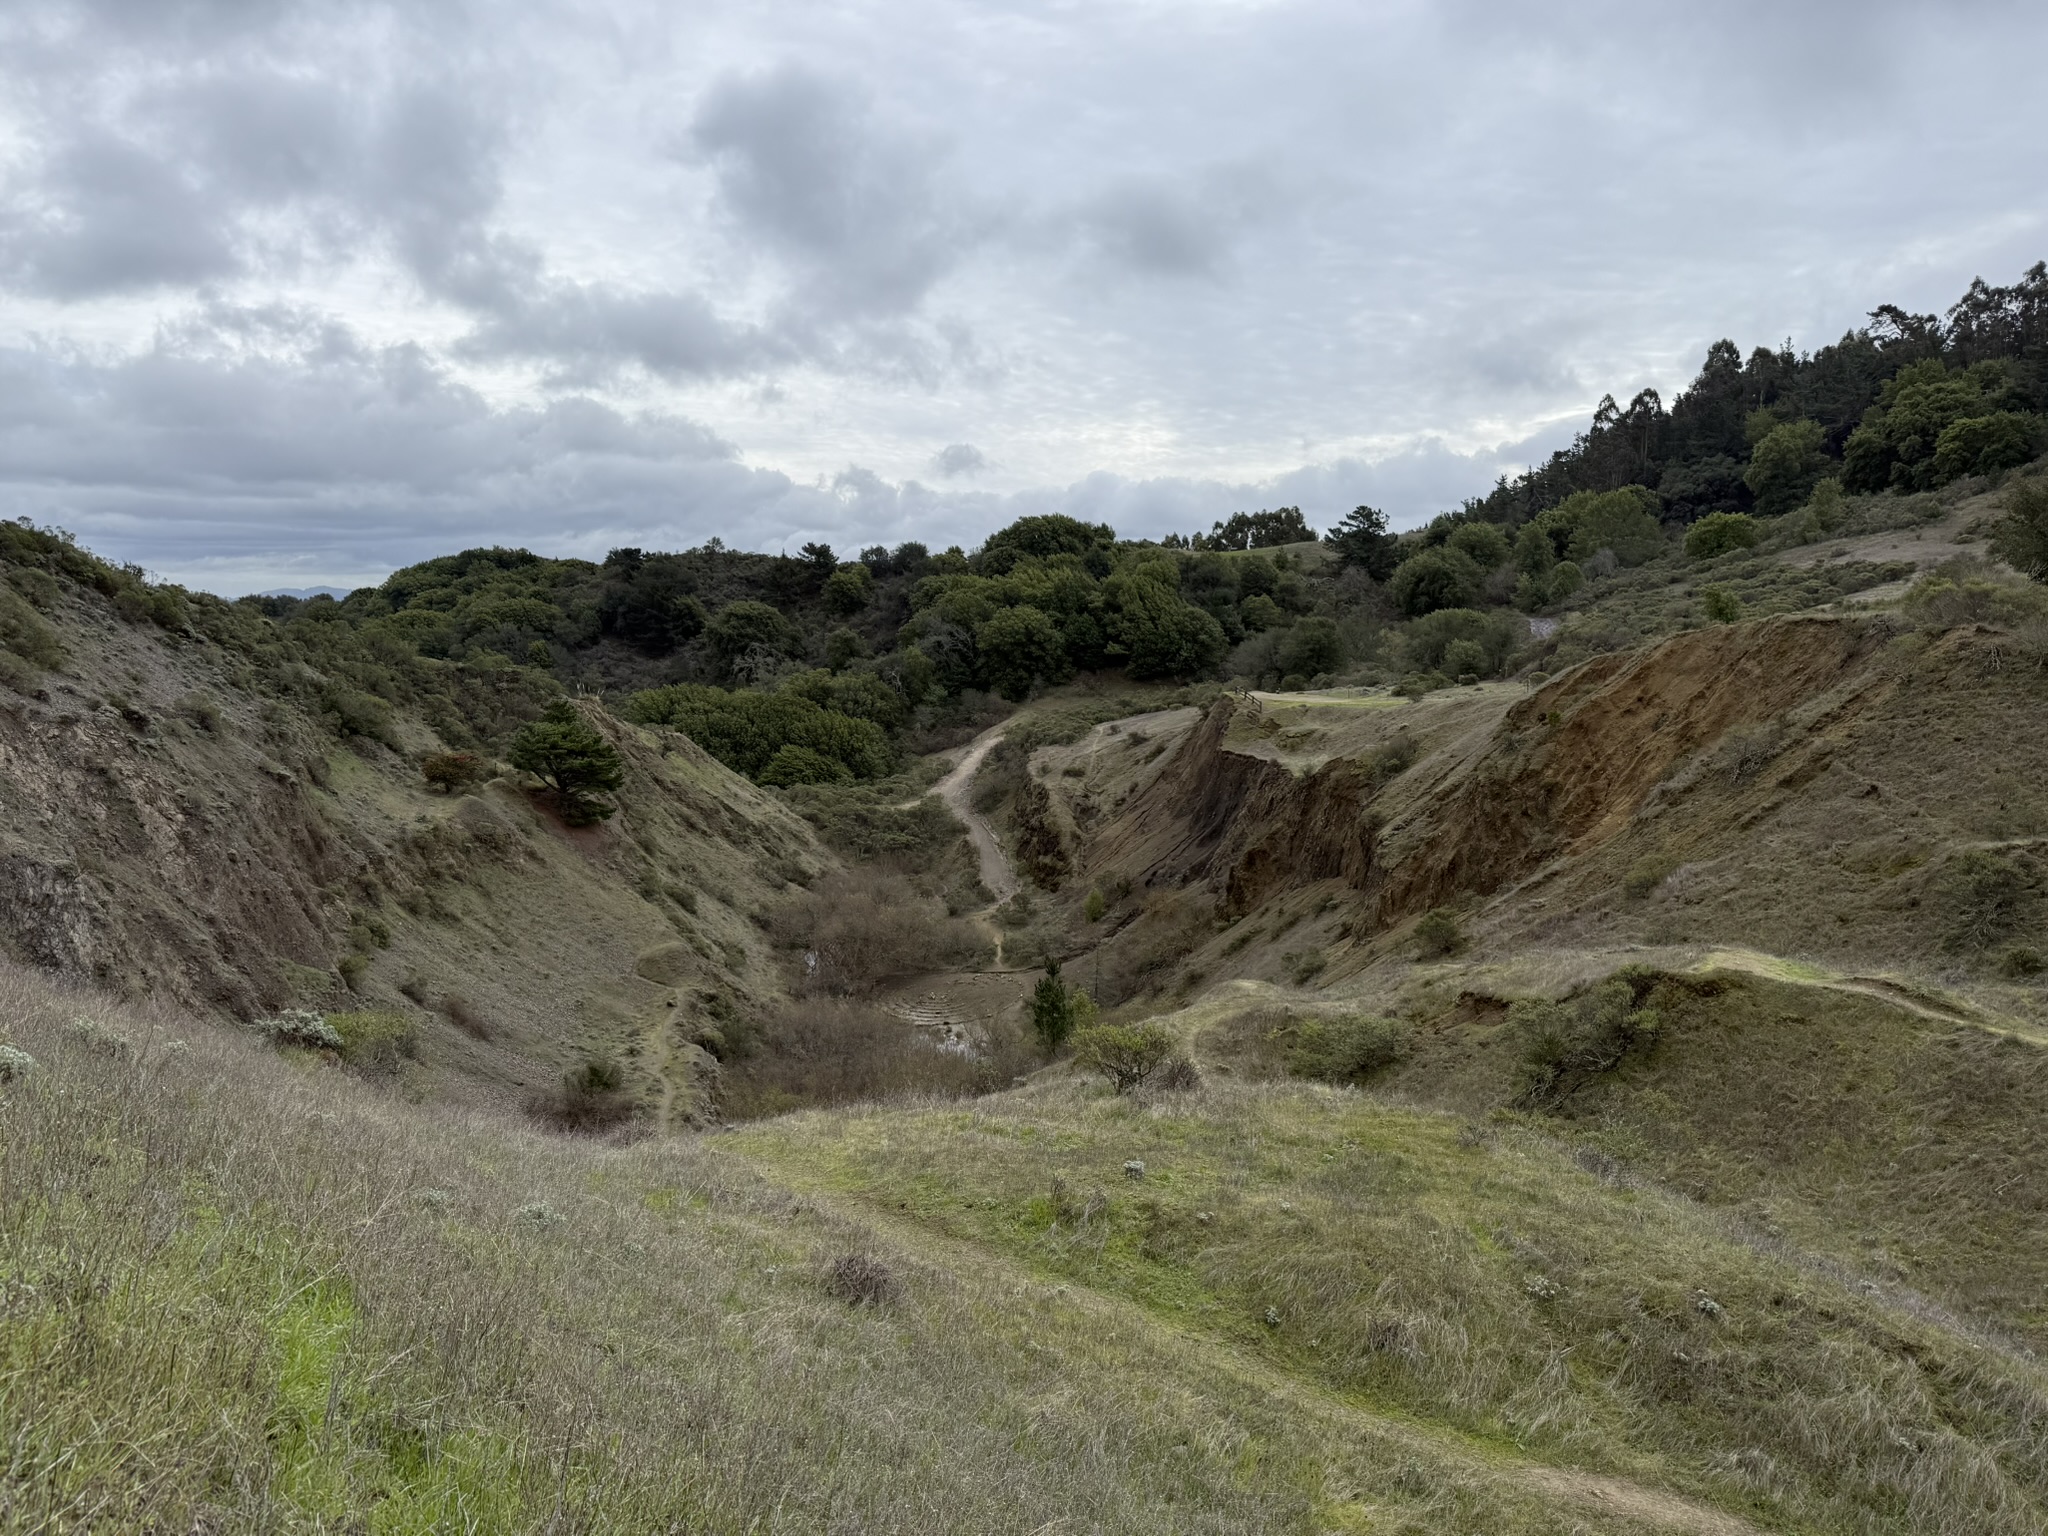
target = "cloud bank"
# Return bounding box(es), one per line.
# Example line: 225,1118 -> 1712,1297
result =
0,0 -> 2043,589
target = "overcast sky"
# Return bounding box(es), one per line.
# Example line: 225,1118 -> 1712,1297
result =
1,0 -> 2043,593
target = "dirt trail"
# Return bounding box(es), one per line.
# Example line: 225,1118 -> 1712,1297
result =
1691,946 -> 2048,1043
918,724 -> 1019,904
732,1161 -> 1769,1536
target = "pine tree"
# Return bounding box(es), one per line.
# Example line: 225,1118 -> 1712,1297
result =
509,701 -> 625,825
1030,959 -> 1076,1055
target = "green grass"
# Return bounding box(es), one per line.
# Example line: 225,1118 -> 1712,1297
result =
1388,970 -> 2048,1348
731,1064 -> 2048,1536
1528,547 -> 1916,674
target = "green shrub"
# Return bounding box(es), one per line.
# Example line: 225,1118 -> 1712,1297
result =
1277,615 -> 1345,678
977,605 -> 1073,700
1446,521 -> 1510,567
1101,562 -> 1226,680
176,692 -> 224,732
626,683 -> 893,783
1413,907 -> 1464,958
1284,1015 -> 1410,1083
1072,1022 -> 1176,1094
1842,358 -> 2012,491
337,952 -> 370,992
1998,945 -> 2044,979
261,1009 -> 344,1052
321,685 -> 398,747
1623,856 -> 1676,898
1932,412 -> 2037,482
1685,512 -> 1760,560
705,600 -> 799,675
1387,546 -> 1483,617
1030,960 -> 1079,1054
1991,478 -> 2048,582
1558,487 -> 1666,567
1084,887 -> 1107,923
1443,639 -> 1486,681
1513,974 -> 1662,1107
0,587 -> 64,669
1700,585 -> 1742,624
3,565 -> 60,610
758,744 -> 853,786
1286,949 -> 1326,985
783,782 -> 970,867
0,650 -> 37,694
327,1010 -> 419,1073
1365,732 -> 1418,788
823,562 -> 875,615
422,750 -> 486,792
1745,418 -> 1829,516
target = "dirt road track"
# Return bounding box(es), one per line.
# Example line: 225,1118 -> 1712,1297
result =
920,725 -> 1019,904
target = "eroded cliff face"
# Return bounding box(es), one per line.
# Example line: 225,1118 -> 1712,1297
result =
1363,615 -> 1890,926
1087,615 -> 1922,949
1094,701 -> 1379,916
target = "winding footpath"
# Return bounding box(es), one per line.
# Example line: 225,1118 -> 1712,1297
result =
918,724 -> 1020,905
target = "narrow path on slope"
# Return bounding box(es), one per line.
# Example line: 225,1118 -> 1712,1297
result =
723,1155 -> 1769,1536
915,723 -> 1019,906
1691,947 -> 2048,1043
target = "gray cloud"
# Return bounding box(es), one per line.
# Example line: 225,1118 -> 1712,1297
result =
689,65 -> 978,320
3,129 -> 237,297
1074,164 -> 1290,280
931,443 -> 986,478
1,0 -> 2045,586
455,281 -> 785,382
0,303 -> 1570,591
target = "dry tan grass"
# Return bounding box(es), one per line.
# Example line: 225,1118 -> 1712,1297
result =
3,960 -> 1697,1534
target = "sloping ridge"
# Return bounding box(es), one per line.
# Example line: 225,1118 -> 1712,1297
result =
0,584 -> 827,1103
1093,616 -> 1893,935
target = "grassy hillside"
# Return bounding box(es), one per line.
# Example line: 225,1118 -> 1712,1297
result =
4,965 -> 1768,1536
13,947 -> 2048,1533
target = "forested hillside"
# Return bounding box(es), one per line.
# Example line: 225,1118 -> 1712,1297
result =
161,263 -> 2039,801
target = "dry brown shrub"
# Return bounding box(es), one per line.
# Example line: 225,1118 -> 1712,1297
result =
771,868 -> 984,994
529,1057 -> 639,1134
824,1251 -> 899,1307
721,1000 -> 1031,1119
1153,1054 -> 1203,1092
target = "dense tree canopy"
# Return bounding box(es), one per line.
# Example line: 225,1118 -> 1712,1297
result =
1456,263 -> 2046,529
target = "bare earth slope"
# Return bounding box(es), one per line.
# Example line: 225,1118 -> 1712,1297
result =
1070,612 -> 2045,1016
